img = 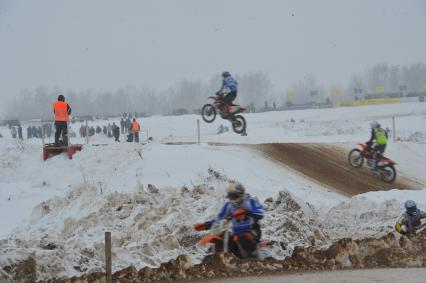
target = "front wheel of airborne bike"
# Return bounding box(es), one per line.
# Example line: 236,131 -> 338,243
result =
232,115 -> 246,134
380,164 -> 396,183
348,149 -> 364,168
201,104 -> 216,123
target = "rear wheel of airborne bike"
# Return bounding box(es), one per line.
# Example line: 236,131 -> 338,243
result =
201,104 -> 216,123
232,115 -> 246,134
380,164 -> 396,183
348,149 -> 364,168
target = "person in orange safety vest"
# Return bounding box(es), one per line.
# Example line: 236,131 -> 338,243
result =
131,118 -> 140,143
53,95 -> 72,146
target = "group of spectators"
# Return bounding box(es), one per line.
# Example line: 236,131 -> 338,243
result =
78,122 -> 122,142
5,113 -> 141,144
76,113 -> 141,143
8,124 -> 54,140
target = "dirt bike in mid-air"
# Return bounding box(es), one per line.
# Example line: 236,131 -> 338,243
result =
195,219 -> 270,259
348,143 -> 397,183
201,93 -> 247,135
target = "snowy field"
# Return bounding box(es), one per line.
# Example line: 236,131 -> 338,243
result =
1,102 -> 426,279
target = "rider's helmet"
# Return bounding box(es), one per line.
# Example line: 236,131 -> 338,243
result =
222,71 -> 230,78
58,94 -> 65,101
405,200 -> 417,216
226,181 -> 245,207
370,121 -> 380,129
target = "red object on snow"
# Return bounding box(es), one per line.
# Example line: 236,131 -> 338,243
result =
43,144 -> 82,160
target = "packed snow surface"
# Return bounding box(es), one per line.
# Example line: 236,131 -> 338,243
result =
1,102 -> 426,279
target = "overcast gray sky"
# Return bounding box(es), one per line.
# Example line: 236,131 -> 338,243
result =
0,0 -> 425,115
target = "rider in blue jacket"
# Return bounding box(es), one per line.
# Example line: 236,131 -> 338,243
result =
216,71 -> 238,114
194,181 -> 263,258
395,200 -> 426,234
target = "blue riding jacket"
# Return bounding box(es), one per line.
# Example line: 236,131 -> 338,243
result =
211,194 -> 263,235
218,75 -> 238,93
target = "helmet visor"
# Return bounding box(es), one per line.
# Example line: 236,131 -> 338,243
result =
227,192 -> 239,200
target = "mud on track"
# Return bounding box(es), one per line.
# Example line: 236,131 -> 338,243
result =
252,143 -> 421,196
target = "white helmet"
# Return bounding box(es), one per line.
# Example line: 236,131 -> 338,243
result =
370,121 -> 380,129
226,181 -> 245,207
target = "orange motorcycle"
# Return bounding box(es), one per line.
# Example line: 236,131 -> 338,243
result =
348,143 -> 397,183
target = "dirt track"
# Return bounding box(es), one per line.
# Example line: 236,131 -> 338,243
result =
252,143 -> 421,196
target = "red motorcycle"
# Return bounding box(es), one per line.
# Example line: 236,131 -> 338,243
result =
201,93 -> 247,134
195,219 -> 270,259
348,143 -> 397,183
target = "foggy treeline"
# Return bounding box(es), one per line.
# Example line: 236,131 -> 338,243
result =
5,62 -> 426,120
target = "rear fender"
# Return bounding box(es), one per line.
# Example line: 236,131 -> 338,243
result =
358,143 -> 366,149
381,158 -> 396,165
199,234 -> 223,246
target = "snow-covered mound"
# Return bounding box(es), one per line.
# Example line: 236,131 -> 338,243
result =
2,179 -> 425,281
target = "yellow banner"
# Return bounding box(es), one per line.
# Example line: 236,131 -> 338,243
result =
375,86 -> 385,93
287,91 -> 296,99
333,98 -> 400,107
331,88 -> 341,97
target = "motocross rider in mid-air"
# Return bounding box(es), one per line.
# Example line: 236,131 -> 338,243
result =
216,71 -> 238,116
366,121 -> 388,169
395,200 -> 426,234
194,181 -> 263,258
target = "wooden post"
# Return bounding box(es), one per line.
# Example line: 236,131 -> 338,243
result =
392,116 -> 396,142
197,119 -> 201,145
105,232 -> 112,283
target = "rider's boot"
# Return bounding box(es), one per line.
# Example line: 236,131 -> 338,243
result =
219,106 -> 228,118
372,151 -> 378,170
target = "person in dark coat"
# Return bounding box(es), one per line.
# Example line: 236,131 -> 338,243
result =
126,118 -> 131,133
18,125 -> 23,140
11,127 -> 17,138
120,118 -> 125,134
112,123 -> 120,142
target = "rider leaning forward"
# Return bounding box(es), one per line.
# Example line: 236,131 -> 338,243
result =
366,121 -> 388,169
395,200 -> 426,234
216,71 -> 238,115
194,181 -> 263,258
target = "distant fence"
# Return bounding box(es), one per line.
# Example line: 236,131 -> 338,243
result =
333,98 -> 401,107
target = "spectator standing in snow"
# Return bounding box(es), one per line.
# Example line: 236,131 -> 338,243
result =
11,126 -> 17,138
126,117 -> 131,133
53,94 -> 72,146
131,118 -> 140,143
112,123 -> 120,142
18,125 -> 23,140
26,126 -> 31,139
107,123 -> 112,138
120,118 -> 125,134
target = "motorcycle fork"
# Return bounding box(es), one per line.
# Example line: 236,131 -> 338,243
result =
223,230 -> 229,253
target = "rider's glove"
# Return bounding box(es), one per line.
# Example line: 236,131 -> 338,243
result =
400,225 -> 407,234
215,91 -> 221,96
